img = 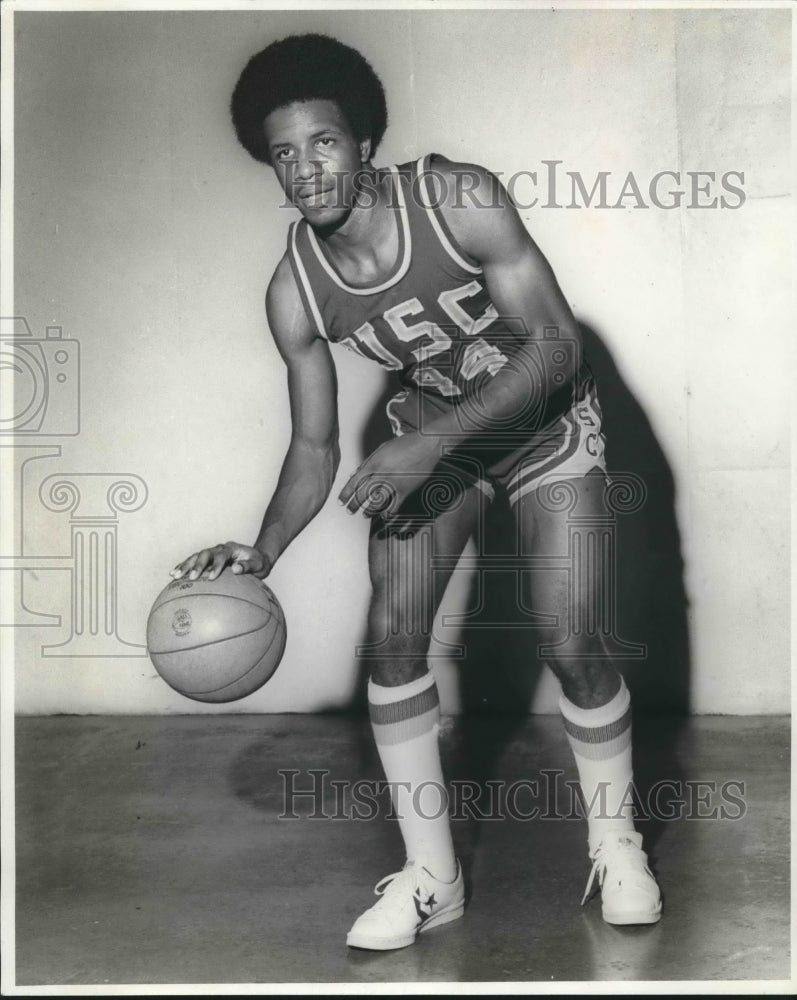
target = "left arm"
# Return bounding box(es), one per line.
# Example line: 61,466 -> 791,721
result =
429,161 -> 582,436
340,160 -> 581,516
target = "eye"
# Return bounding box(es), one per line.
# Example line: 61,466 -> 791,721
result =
316,136 -> 335,149
274,147 -> 294,161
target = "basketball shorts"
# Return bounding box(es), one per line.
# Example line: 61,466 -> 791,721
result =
385,373 -> 608,508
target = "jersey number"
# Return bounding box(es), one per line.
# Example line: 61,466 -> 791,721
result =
340,281 -> 507,397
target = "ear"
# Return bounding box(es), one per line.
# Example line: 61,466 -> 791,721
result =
359,136 -> 372,163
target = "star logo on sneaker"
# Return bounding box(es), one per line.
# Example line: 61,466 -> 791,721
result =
413,889 -> 437,926
346,862 -> 465,949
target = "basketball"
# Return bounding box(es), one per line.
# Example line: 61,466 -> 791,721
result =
146,570 -> 287,703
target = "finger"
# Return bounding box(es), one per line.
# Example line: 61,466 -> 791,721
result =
171,553 -> 200,578
204,547 -> 231,581
345,487 -> 363,515
357,479 -> 396,518
231,556 -> 260,576
230,550 -> 253,575
346,477 -> 383,516
338,470 -> 361,508
342,474 -> 368,514
187,549 -> 213,580
171,555 -> 196,579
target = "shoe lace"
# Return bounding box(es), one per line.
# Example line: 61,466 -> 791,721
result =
373,863 -> 423,902
581,834 -> 651,906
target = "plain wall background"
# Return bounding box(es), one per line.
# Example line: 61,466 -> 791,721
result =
8,6 -> 791,715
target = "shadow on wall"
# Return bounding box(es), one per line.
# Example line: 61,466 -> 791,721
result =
459,323 -> 691,717
579,322 -> 690,717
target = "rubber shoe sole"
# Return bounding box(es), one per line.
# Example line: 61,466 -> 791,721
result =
602,901 -> 662,925
346,899 -> 465,951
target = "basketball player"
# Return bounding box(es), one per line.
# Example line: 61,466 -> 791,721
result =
172,34 -> 662,949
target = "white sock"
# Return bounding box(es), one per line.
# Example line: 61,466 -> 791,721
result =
368,672 -> 457,883
559,678 -> 636,855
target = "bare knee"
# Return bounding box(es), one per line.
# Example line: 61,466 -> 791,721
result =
364,586 -> 431,688
541,633 -> 622,708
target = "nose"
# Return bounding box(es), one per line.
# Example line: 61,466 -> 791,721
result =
294,152 -> 321,182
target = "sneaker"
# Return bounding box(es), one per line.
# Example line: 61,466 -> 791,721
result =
346,860 -> 465,950
581,831 -> 662,925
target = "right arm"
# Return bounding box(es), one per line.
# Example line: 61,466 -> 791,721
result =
253,256 -> 341,569
171,256 -> 340,580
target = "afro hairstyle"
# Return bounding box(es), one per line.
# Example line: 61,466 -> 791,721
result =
230,33 -> 388,165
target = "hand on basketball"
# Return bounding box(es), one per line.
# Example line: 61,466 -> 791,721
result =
170,542 -> 271,582
338,433 -> 441,520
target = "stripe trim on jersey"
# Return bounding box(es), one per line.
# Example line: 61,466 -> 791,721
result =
305,166 -> 412,296
416,155 -> 482,276
288,221 -> 329,340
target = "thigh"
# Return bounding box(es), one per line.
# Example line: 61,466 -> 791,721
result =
516,469 -> 609,556
514,470 -> 613,650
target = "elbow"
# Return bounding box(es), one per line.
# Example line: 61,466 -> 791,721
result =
289,433 -> 340,483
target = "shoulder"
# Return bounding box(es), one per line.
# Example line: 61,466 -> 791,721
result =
265,254 -> 299,323
266,253 -> 297,304
423,154 -> 502,192
423,154 -> 533,263
265,253 -> 319,358
421,155 -> 508,210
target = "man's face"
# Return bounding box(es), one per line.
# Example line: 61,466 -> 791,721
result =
264,99 -> 369,226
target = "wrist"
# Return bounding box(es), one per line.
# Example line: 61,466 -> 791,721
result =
403,430 -> 447,471
254,533 -> 282,568
420,413 -> 469,445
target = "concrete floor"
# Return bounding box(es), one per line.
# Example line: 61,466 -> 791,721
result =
13,713 -> 791,988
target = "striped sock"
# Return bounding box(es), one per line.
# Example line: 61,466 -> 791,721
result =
368,672 -> 457,882
559,678 -> 636,854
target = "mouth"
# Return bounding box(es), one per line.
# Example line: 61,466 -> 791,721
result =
296,187 -> 335,209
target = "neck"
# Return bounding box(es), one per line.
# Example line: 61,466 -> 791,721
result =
314,165 -> 393,250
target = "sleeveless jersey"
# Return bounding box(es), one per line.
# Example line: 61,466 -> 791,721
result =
286,153 -> 587,430
287,154 -> 520,393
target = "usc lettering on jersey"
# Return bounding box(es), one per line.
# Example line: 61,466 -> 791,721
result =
286,154 -> 516,400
